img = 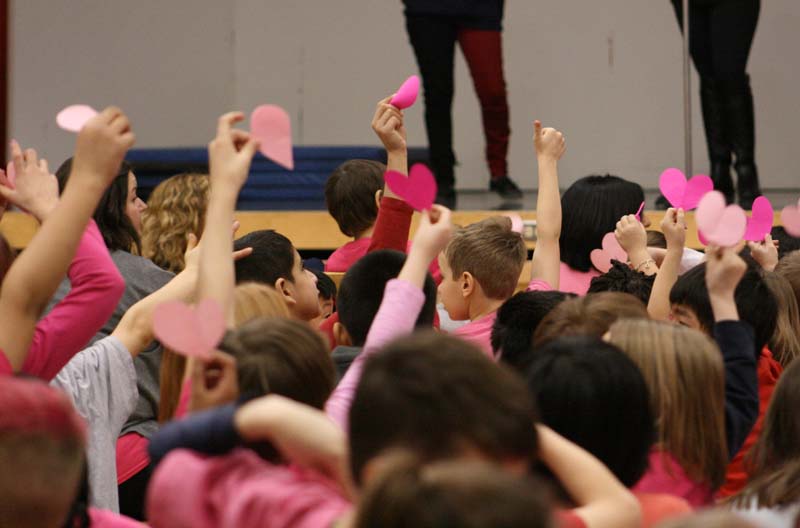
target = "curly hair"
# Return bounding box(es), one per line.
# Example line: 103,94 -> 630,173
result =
141,173 -> 210,272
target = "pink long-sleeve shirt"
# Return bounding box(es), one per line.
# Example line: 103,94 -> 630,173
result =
0,221 -> 125,379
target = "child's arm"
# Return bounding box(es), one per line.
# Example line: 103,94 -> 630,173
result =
647,208 -> 686,320
325,206 -> 452,429
529,120 -> 565,290
705,245 -> 760,458
615,215 -> 658,276
537,425 -> 641,528
197,112 -> 259,325
747,234 -> 779,272
0,108 -> 134,372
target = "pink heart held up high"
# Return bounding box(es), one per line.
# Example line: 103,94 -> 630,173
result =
57,104 -> 99,133
384,163 -> 437,211
782,198 -> 800,237
389,75 -> 420,110
696,191 -> 747,247
250,105 -> 294,170
590,232 -> 628,273
658,168 -> 713,210
743,196 -> 774,242
152,299 -> 227,360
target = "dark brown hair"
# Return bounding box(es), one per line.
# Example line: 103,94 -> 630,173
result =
348,331 -> 538,486
325,159 -> 385,238
445,216 -> 526,300
533,292 -> 648,348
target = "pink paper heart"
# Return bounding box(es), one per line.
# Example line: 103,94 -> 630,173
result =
781,198 -> 800,237
696,191 -> 747,247
659,168 -> 714,210
634,201 -> 645,222
505,213 -> 523,234
384,163 -> 437,211
56,104 -> 99,132
590,232 -> 628,273
153,299 -> 227,360
389,75 -> 420,110
744,196 -> 774,242
250,105 -> 294,170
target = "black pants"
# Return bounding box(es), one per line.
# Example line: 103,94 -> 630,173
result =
118,463 -> 154,521
405,15 -> 510,189
670,0 -> 760,83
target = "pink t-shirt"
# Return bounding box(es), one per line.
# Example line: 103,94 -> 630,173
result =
116,433 -> 150,484
147,448 -> 351,528
0,351 -> 12,376
634,449 -> 713,508
453,312 -> 498,359
558,262 -> 600,296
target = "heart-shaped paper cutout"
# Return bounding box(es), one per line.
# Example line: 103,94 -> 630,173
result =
590,232 -> 628,273
696,191 -> 747,247
782,198 -> 800,237
250,105 -> 294,170
744,196 -> 774,242
153,299 -> 227,360
384,163 -> 437,211
506,213 -> 523,234
390,75 -> 420,110
659,168 -> 714,210
56,104 -> 99,132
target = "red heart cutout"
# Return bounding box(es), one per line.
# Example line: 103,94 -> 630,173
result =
782,198 -> 800,237
590,232 -> 628,273
659,168 -> 714,210
153,299 -> 227,360
744,196 -> 774,242
384,163 -> 438,211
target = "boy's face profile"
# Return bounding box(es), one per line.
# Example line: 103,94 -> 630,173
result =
285,251 -> 322,321
438,253 -> 469,321
669,303 -> 704,332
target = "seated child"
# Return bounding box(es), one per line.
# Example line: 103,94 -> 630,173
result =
309,268 -> 337,328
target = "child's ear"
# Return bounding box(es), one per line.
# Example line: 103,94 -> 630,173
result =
275,277 -> 297,308
461,271 -> 475,298
374,189 -> 383,209
333,321 -> 353,347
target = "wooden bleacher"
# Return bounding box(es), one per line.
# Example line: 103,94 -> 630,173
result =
3,209 -> 778,251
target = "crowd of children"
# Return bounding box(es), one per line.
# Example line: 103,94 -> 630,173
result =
0,92 -> 799,528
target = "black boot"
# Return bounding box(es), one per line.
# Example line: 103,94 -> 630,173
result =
700,77 -> 735,203
721,75 -> 761,210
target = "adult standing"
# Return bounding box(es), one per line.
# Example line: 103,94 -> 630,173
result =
670,0 -> 762,209
402,0 -> 522,208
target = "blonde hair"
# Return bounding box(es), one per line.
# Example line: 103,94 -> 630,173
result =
764,272 -> 800,368
445,216 -> 526,300
157,282 -> 290,422
142,173 -> 210,272
608,318 -> 728,489
776,250 -> 800,312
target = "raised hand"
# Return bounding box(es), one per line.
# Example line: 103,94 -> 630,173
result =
71,106 -> 136,189
372,96 -> 407,155
747,234 -> 779,272
0,141 -> 59,222
706,245 -> 747,299
208,112 -> 260,191
660,207 -> 687,251
412,205 -> 453,262
534,120 -> 566,162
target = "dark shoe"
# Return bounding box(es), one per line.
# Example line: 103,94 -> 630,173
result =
490,176 -> 523,199
435,185 -> 457,210
700,77 -> 735,203
720,75 -> 761,209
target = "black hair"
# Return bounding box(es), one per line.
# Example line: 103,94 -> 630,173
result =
670,255 -> 778,358
325,159 -> 385,237
526,336 -> 655,487
337,250 -> 436,346
587,260 -> 655,304
491,290 -> 574,373
349,331 -> 538,486
312,269 -> 337,301
55,157 -> 140,253
233,230 -> 296,286
560,175 -> 645,272
771,226 -> 800,259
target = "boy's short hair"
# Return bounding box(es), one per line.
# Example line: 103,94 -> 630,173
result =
337,250 -> 437,347
233,230 -> 296,285
312,269 -> 337,301
325,159 -> 386,237
587,260 -> 656,304
491,290 -> 574,374
445,216 -> 526,300
0,377 -> 86,528
348,331 -> 538,485
670,256 -> 778,357
533,292 -> 648,347
526,336 -> 655,487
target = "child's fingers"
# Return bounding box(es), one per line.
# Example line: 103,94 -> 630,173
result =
233,247 -> 254,261
185,233 -> 199,253
98,106 -> 124,125
534,120 -> 542,136
109,113 -> 131,135
38,158 -> 49,174
216,112 -> 245,137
